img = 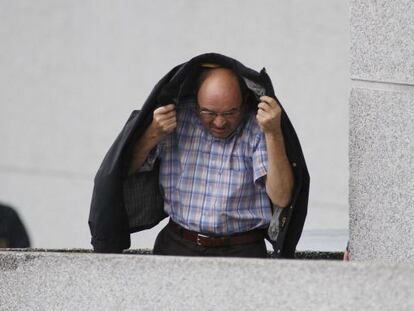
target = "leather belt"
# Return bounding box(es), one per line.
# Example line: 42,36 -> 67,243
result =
167,220 -> 265,248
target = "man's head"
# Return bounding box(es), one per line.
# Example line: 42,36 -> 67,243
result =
196,67 -> 246,139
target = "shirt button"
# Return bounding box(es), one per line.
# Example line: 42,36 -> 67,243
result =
292,162 -> 297,167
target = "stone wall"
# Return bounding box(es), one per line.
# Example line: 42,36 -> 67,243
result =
1,251 -> 413,310
350,0 -> 414,260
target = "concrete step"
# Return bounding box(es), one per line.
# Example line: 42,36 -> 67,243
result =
1,251 -> 413,310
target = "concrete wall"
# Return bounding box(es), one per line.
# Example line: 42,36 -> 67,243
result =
350,0 -> 414,260
1,251 -> 413,310
0,1 -> 349,249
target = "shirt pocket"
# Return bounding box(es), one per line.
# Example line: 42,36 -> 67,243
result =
227,154 -> 254,192
231,153 -> 253,172
223,155 -> 255,202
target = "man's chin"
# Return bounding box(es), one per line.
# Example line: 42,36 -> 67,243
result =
210,128 -> 230,139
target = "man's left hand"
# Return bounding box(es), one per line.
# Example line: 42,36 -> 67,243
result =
256,96 -> 282,135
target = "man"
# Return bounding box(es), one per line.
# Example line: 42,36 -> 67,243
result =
128,67 -> 294,258
89,53 -> 309,258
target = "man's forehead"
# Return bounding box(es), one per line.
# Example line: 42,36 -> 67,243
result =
196,67 -> 244,109
197,68 -> 241,96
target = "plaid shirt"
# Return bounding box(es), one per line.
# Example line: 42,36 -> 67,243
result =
141,97 -> 272,235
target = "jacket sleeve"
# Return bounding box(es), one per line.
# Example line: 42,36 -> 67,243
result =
88,63 -> 183,253
265,112 -> 310,258
260,69 -> 310,259
88,110 -> 140,253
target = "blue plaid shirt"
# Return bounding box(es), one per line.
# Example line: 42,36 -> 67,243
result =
141,97 -> 272,235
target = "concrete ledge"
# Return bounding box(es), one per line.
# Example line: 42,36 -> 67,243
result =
0,248 -> 344,260
1,251 -> 413,310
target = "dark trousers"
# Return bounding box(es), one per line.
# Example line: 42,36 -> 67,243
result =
153,224 -> 268,258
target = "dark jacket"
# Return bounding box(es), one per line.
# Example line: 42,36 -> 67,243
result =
88,53 -> 310,258
0,203 -> 31,248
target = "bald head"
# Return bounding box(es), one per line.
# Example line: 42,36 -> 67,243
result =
196,68 -> 243,110
196,68 -> 245,139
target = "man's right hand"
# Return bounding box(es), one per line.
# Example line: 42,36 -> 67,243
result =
128,103 -> 176,175
147,103 -> 177,142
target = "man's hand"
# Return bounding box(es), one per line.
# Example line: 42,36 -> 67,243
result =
255,96 -> 293,208
128,103 -> 176,175
256,96 -> 282,136
147,103 -> 177,141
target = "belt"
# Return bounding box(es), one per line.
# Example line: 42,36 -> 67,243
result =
167,220 -> 265,248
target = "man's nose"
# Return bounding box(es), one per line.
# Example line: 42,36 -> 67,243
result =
213,115 -> 226,128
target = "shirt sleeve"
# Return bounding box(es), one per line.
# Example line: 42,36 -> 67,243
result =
252,131 -> 268,184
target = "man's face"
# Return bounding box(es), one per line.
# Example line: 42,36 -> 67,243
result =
196,69 -> 244,139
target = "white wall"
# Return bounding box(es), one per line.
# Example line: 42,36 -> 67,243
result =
0,0 -> 349,249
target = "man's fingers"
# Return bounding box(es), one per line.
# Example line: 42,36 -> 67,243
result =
163,121 -> 177,133
162,103 -> 176,111
155,109 -> 176,120
256,108 -> 266,116
163,118 -> 177,128
259,96 -> 278,108
256,110 -> 267,123
154,104 -> 176,114
153,107 -> 176,126
257,102 -> 271,112
256,97 -> 283,134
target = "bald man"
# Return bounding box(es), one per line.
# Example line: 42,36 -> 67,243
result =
129,68 -> 293,258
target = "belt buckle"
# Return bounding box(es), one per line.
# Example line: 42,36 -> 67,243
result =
196,233 -> 210,246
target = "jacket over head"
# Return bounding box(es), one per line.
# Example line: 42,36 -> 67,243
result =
88,52 -> 310,258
